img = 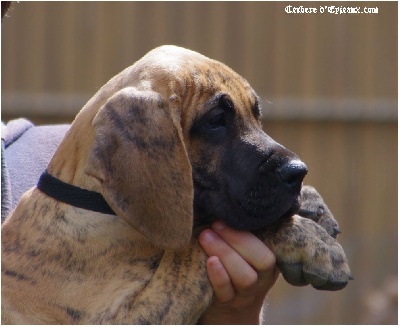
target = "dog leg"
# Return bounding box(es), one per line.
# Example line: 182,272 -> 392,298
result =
98,242 -> 213,324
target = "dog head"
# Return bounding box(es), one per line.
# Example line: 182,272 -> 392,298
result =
53,46 -> 307,249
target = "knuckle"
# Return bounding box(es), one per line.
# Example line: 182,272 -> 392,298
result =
239,269 -> 258,290
257,250 -> 276,272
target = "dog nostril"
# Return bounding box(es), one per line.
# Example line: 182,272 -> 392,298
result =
276,160 -> 308,186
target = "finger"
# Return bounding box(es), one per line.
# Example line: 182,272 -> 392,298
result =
199,229 -> 258,293
211,221 -> 276,273
206,256 -> 235,303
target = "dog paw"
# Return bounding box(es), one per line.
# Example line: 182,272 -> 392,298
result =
298,185 -> 341,239
266,216 -> 352,291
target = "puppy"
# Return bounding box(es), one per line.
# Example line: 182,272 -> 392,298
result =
2,45 -> 351,324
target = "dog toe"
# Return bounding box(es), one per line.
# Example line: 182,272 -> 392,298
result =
278,262 -> 309,286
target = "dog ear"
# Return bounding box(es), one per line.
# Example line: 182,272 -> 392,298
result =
85,87 -> 193,249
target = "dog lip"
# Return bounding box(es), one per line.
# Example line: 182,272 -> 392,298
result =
290,199 -> 301,215
244,195 -> 302,231
278,196 -> 301,221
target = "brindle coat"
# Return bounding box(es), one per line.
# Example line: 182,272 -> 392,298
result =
1,45 -> 352,324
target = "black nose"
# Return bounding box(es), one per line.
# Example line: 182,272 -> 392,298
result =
276,160 -> 308,186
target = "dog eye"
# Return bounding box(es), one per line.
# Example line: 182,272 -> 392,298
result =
205,111 -> 226,130
219,96 -> 234,110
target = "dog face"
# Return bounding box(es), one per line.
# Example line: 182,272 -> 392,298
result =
79,46 -> 307,248
188,95 -> 307,230
180,69 -> 308,230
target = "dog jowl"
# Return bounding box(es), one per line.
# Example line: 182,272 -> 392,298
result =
193,113 -> 307,230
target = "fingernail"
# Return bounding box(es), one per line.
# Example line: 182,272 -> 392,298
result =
212,220 -> 226,231
208,256 -> 222,268
201,230 -> 217,243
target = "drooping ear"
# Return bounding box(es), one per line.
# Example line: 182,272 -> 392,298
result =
85,87 -> 193,249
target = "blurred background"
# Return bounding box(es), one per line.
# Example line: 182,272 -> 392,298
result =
1,1 -> 397,324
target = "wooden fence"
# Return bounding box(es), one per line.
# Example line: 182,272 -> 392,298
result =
1,2 -> 397,324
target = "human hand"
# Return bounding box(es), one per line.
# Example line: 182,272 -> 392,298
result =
198,221 -> 279,325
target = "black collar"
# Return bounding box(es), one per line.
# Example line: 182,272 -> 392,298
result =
37,171 -> 116,215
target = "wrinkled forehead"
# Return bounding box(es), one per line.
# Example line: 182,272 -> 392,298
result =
137,46 -> 261,120
185,59 -> 261,124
